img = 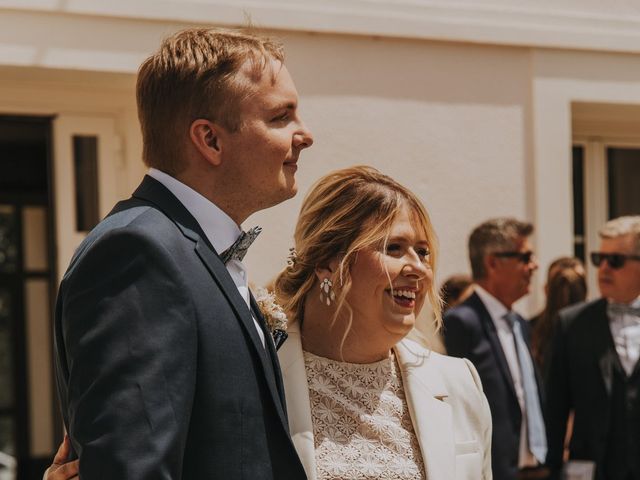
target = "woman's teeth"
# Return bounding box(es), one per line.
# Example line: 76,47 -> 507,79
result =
393,290 -> 416,300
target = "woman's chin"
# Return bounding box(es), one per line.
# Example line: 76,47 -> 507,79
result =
383,315 -> 416,337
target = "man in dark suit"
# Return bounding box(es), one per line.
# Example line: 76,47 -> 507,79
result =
546,216 -> 640,480
53,28 -> 313,479
444,218 -> 547,480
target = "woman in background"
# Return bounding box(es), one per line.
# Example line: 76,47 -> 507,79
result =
530,256 -> 587,374
440,274 -> 474,314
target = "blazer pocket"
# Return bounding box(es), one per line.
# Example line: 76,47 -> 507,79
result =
455,440 -> 480,456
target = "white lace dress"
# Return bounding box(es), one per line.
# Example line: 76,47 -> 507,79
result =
303,350 -> 427,480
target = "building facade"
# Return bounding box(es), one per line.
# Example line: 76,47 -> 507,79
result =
0,1 -> 639,477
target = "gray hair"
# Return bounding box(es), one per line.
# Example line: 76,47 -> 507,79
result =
468,217 -> 534,280
599,216 -> 640,254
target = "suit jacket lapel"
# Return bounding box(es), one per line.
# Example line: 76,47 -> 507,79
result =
593,299 -> 622,396
469,293 -> 519,401
250,292 -> 289,420
131,175 -> 289,431
395,341 -> 455,480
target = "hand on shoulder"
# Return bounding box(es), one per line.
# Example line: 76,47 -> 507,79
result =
45,436 -> 79,480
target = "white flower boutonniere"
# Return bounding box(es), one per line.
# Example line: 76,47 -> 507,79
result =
254,287 -> 289,350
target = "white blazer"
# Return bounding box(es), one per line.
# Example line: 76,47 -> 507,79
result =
279,322 -> 493,480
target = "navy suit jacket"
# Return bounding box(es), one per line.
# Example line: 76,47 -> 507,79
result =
545,298 -> 640,480
54,175 -> 307,479
443,292 -> 541,480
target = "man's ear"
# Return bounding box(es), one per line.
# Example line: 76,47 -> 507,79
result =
189,119 -> 223,166
484,253 -> 499,275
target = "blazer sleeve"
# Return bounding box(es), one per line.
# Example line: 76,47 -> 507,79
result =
463,358 -> 493,480
58,228 -> 198,479
543,313 -> 571,479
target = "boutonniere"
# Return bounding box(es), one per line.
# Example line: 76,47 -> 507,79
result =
254,287 -> 289,350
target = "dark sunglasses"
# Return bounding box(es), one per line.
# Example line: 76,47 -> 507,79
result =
493,250 -> 534,264
590,252 -> 640,269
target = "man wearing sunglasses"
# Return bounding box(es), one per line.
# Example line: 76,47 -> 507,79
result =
444,218 -> 547,480
546,216 -> 640,480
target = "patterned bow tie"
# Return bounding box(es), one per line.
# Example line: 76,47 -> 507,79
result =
220,226 -> 262,264
607,302 -> 640,318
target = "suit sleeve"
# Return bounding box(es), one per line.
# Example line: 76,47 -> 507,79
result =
443,311 -> 473,359
59,228 -> 197,479
463,358 -> 493,480
544,313 -> 571,479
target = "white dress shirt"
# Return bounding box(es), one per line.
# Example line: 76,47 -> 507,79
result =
475,285 -> 538,468
608,296 -> 640,377
148,168 -> 265,346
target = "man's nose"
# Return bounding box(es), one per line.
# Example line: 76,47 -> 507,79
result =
294,121 -> 313,149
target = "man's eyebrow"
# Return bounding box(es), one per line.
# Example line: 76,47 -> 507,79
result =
267,100 -> 297,111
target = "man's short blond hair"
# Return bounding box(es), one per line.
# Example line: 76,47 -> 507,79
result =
136,28 -> 285,175
599,216 -> 640,254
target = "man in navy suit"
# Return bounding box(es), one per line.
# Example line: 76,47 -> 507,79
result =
53,28 -> 313,479
443,218 -> 547,480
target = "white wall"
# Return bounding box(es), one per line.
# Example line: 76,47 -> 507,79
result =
4,4 -> 640,320
245,35 -> 533,305
4,0 -> 640,57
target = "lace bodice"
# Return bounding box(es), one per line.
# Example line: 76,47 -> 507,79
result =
304,350 -> 427,480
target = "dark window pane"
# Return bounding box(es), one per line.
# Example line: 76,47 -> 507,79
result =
0,415 -> 16,461
0,291 -> 11,411
572,146 -> 585,262
0,290 -> 12,410
73,136 -> 100,232
0,119 -> 48,195
607,148 -> 640,218
0,207 -> 17,274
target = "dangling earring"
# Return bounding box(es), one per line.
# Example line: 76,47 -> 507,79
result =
319,278 -> 336,306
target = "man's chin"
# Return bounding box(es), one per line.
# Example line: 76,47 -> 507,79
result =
261,186 -> 297,210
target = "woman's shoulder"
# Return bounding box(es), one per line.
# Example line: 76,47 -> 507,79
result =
397,338 -> 484,394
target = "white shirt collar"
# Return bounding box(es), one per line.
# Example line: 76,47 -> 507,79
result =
475,284 -> 510,323
147,168 -> 241,253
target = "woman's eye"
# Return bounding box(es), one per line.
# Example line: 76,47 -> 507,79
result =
416,247 -> 430,260
385,243 -> 402,255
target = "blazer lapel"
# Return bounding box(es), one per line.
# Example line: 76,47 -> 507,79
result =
470,293 -> 519,402
132,175 -> 289,431
278,322 -> 317,480
395,341 -> 455,480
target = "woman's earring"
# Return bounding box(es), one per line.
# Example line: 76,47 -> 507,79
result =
319,278 -> 336,306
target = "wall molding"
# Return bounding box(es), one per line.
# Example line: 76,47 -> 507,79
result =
4,1 -> 640,54
3,1 -> 640,73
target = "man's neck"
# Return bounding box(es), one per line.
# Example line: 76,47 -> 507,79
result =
476,280 -> 514,310
173,170 -> 251,225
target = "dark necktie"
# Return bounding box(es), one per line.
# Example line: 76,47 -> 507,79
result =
220,226 -> 262,264
505,311 -> 547,464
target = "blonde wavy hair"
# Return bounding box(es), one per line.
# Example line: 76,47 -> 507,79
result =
275,166 -> 442,336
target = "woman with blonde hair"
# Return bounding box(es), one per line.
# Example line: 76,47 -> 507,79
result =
47,166 -> 492,479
